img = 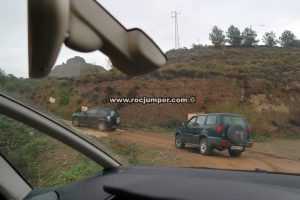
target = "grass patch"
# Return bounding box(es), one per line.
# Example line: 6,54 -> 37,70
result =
99,137 -> 179,166
251,133 -> 272,142
47,158 -> 101,187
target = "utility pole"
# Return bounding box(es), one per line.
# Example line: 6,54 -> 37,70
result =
171,11 -> 180,49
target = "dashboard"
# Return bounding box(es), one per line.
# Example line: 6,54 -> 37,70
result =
25,166 -> 300,200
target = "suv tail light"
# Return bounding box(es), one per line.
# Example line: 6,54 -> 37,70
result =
221,140 -> 230,147
217,125 -> 222,132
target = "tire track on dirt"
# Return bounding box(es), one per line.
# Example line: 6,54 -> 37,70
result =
64,121 -> 300,173
110,130 -> 300,173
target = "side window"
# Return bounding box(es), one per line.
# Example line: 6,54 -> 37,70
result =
110,111 -> 115,117
206,115 -> 217,125
0,114 -> 102,188
87,109 -> 97,114
196,116 -> 207,126
99,110 -> 108,116
187,117 -> 197,127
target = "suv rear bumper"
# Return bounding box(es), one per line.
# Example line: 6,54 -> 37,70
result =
208,136 -> 253,150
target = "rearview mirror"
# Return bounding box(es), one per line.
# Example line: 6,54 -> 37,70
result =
28,0 -> 167,78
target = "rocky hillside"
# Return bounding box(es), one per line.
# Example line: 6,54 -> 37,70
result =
25,46 -> 300,137
49,56 -> 107,78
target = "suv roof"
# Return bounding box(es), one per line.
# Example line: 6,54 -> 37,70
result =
197,113 -> 244,117
89,108 -> 114,111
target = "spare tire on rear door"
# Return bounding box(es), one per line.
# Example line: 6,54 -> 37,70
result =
226,124 -> 246,145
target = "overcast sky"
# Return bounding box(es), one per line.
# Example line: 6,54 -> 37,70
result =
1,0 -> 300,77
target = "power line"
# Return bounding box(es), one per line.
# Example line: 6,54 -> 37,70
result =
171,11 -> 180,49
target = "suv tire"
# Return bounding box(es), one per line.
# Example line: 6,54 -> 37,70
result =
227,125 -> 246,144
175,135 -> 185,149
199,138 -> 212,155
72,117 -> 80,127
98,121 -> 107,131
228,149 -> 242,157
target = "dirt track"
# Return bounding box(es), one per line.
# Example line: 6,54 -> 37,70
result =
66,122 -> 300,173
110,130 -> 300,173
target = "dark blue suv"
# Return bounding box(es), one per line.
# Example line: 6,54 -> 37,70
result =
72,108 -> 120,131
175,113 -> 253,157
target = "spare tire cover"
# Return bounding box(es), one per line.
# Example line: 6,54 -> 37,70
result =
227,124 -> 246,144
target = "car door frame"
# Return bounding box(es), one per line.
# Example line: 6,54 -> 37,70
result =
79,111 -> 89,125
203,114 -> 218,137
90,109 -> 102,126
85,108 -> 98,126
190,115 -> 207,145
0,155 -> 32,200
182,116 -> 198,144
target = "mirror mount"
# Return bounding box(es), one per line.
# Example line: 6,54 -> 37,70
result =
28,0 -> 167,78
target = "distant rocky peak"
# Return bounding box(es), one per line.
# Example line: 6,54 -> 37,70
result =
66,56 -> 86,65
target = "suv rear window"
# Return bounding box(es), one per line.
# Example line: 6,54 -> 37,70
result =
87,109 -> 97,114
222,115 -> 247,128
205,115 -> 217,125
99,110 -> 109,116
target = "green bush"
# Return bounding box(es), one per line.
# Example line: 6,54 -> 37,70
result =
49,158 -> 100,186
162,118 -> 182,129
127,86 -> 140,98
59,98 -> 70,106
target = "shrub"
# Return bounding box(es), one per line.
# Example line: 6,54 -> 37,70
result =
162,118 -> 182,129
94,86 -> 100,92
59,98 -> 70,106
76,99 -> 82,105
127,86 -> 140,98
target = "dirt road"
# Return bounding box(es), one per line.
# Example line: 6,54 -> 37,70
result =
65,121 -> 300,173
109,130 -> 300,173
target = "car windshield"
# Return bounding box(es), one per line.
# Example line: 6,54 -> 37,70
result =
1,0 -> 300,188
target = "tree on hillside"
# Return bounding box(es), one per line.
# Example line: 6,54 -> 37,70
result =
209,26 -> 226,47
0,68 -> 6,84
226,25 -> 242,46
241,27 -> 259,47
262,31 -> 278,46
279,30 -> 296,47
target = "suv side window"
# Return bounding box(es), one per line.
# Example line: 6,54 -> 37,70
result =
196,115 -> 206,126
206,115 -> 217,125
99,110 -> 108,116
110,111 -> 115,117
187,116 -> 197,127
87,109 -> 97,114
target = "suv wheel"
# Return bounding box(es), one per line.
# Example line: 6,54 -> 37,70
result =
228,149 -> 242,157
175,135 -> 185,149
199,138 -> 212,155
72,117 -> 80,127
98,121 -> 107,131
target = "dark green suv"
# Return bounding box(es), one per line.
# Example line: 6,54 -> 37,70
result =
175,113 -> 253,157
72,108 -> 120,131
